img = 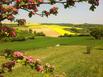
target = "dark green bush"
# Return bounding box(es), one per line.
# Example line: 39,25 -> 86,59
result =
77,34 -> 90,36
11,36 -> 26,41
1,37 -> 13,42
1,36 -> 26,42
59,33 -> 73,37
0,29 -> 36,42
28,29 -> 33,33
64,27 -> 90,36
26,35 -> 35,39
35,32 -> 45,36
90,27 -> 103,39
70,28 -> 79,33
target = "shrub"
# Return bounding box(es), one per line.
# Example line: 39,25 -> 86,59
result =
70,28 -> 79,33
36,32 -> 45,36
11,36 -> 26,41
1,29 -> 35,42
64,27 -> 90,36
26,35 -> 35,40
77,34 -> 90,37
59,33 -> 73,37
0,37 -> 13,42
28,29 -> 33,33
0,26 -> 16,39
2,49 -> 14,59
90,27 -> 103,40
0,36 -> 26,42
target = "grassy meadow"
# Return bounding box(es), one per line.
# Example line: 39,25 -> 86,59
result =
0,23 -> 103,77
1,45 -> 103,77
0,36 -> 103,51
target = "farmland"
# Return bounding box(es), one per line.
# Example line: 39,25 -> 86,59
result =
13,23 -> 77,37
0,23 -> 103,77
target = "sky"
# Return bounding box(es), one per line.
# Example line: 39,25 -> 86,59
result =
4,0 -> 103,24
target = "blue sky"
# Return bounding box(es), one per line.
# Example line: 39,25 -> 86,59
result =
5,0 -> 103,24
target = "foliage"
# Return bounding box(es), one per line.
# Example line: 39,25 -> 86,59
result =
0,26 -> 16,39
0,29 -> 35,42
35,32 -> 45,36
11,36 -> 26,41
59,33 -> 72,37
0,0 -> 100,22
90,27 -> 103,39
16,19 -> 26,26
16,30 -> 35,40
0,37 -> 13,42
64,27 -> 90,36
0,49 -> 56,77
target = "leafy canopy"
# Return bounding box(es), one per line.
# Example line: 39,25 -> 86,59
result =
0,0 -> 99,22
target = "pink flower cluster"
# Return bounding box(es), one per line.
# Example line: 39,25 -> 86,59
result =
16,0 -> 43,3
25,56 -> 34,63
11,51 -> 55,73
0,26 -> 16,37
13,51 -> 23,59
35,65 -> 44,72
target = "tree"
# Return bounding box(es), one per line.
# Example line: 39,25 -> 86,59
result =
0,0 -> 100,24
16,19 -> 26,26
90,27 -> 103,40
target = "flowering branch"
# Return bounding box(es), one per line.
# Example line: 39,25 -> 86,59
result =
0,49 -> 56,77
0,0 -> 100,22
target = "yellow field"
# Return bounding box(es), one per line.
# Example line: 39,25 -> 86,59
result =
46,25 -> 76,35
8,23 -> 81,37
28,24 -> 78,36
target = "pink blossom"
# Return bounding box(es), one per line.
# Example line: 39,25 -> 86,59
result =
9,31 -> 16,37
28,0 -> 34,3
36,65 -> 44,72
38,0 -> 43,3
16,0 -> 21,3
13,51 -> 23,59
26,56 -> 34,63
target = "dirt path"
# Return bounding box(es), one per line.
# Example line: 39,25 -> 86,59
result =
32,28 -> 60,37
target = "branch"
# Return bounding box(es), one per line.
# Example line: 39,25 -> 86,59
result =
27,0 -> 83,5
22,8 -> 43,17
38,1 -> 80,4
0,17 -> 6,22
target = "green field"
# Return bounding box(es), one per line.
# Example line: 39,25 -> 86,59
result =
1,45 -> 103,77
0,24 -> 103,77
0,36 -> 103,51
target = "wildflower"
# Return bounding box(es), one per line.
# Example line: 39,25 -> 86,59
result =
25,56 -> 34,64
35,65 -> 44,72
45,63 -> 51,68
13,51 -> 23,59
35,59 -> 41,65
9,31 -> 16,37
2,60 -> 16,72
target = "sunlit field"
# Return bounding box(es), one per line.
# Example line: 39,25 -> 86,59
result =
28,24 -> 76,36
0,23 -> 103,77
1,45 -> 103,77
